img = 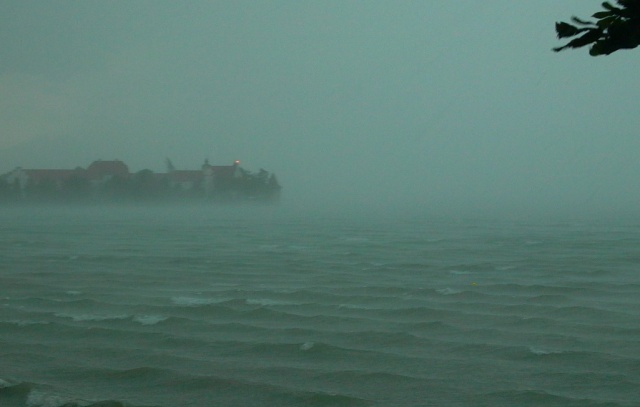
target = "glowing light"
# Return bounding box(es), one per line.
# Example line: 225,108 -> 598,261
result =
234,160 -> 240,165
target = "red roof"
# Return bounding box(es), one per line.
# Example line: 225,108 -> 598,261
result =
12,161 -> 240,186
86,160 -> 129,180
24,169 -> 81,183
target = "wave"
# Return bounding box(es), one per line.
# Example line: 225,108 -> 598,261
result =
476,389 -> 626,407
285,391 -> 372,407
170,296 -> 232,306
163,300 -> 384,332
0,379 -> 140,407
542,305 -> 637,321
49,312 -> 168,326
221,339 -> 380,361
0,319 -> 52,328
54,313 -> 130,322
4,214 -> 640,406
245,298 -> 308,307
310,370 -> 460,405
132,315 -> 168,326
83,366 -> 374,407
2,363 -> 374,407
436,287 -> 462,295
482,283 -> 598,296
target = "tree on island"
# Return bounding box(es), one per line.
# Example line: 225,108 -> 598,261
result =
0,177 -> 18,203
62,175 -> 92,202
554,0 -> 640,55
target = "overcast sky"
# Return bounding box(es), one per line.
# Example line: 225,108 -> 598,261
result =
1,1 -> 639,218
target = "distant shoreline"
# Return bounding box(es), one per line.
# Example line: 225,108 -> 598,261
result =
0,159 -> 281,205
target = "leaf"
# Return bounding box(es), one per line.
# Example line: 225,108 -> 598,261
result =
592,11 -> 612,18
561,28 -> 603,50
571,16 -> 596,26
597,15 -> 618,28
555,22 -> 593,39
601,2 -> 622,12
555,22 -> 578,38
589,41 -> 605,55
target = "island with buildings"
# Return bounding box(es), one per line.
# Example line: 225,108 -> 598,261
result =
0,159 -> 281,204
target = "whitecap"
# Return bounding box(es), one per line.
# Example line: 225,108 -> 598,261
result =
437,288 -> 462,295
246,298 -> 300,306
300,342 -> 314,351
27,389 -> 77,407
529,347 -> 562,355
133,315 -> 168,325
54,313 -> 129,322
8,320 -> 49,327
449,270 -> 471,275
338,303 -> 370,310
171,296 -> 227,306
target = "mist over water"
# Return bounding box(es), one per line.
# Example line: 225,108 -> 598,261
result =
1,206 -> 640,406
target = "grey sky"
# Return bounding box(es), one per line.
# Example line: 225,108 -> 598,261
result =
1,1 -> 639,218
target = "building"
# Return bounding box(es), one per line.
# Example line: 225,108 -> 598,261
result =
2,160 -> 128,199
0,159 -> 280,202
86,160 -> 130,184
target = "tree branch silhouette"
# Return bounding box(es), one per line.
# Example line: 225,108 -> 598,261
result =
554,0 -> 640,56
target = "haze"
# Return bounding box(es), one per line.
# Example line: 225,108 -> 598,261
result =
2,1 -> 639,219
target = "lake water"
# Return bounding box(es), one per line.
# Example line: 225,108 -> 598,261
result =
1,206 -> 639,406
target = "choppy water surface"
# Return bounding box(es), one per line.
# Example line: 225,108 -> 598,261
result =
1,207 -> 639,406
